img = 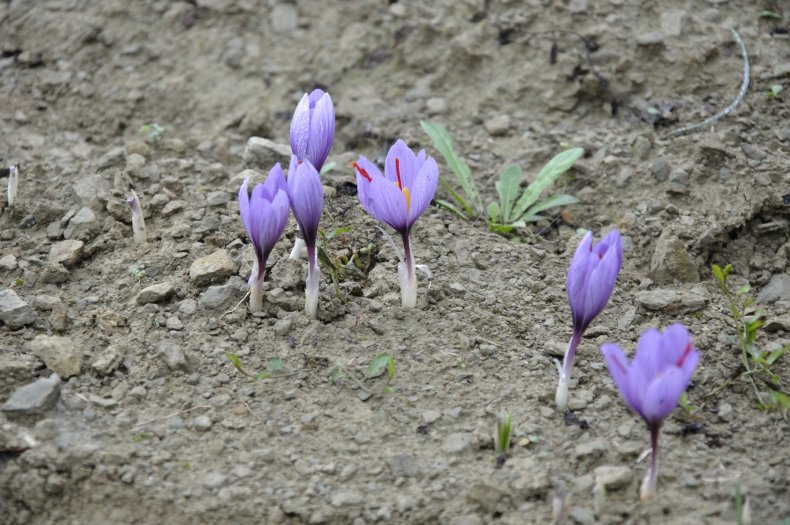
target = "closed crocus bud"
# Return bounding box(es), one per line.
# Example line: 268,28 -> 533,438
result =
601,324 -> 699,502
286,156 -> 324,318
126,190 -> 147,244
555,230 -> 623,411
238,165 -> 290,313
288,89 -> 335,260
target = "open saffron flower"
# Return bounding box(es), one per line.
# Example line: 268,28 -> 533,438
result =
286,156 -> 324,318
601,324 -> 699,502
288,89 -> 334,260
352,139 -> 438,307
556,230 -> 623,411
238,164 -> 290,313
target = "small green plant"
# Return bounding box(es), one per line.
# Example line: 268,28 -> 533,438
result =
139,123 -> 166,143
734,483 -> 751,525
494,412 -> 512,455
421,120 -> 581,233
128,267 -> 146,282
768,84 -> 783,98
710,264 -> 790,412
226,353 -> 291,380
330,353 -> 396,395
319,161 -> 336,175
316,226 -> 373,300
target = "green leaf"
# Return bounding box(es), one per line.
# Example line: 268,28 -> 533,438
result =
267,357 -> 284,372
511,147 -> 583,220
436,199 -> 470,220
323,226 -> 351,241
766,345 -> 789,366
330,368 -> 346,383
421,120 -> 483,213
226,353 -> 242,370
255,372 -> 271,380
487,201 -> 500,223
769,84 -> 783,97
495,164 -> 522,223
736,283 -> 751,297
521,194 -> 579,221
758,10 -> 782,19
711,264 -> 724,283
367,353 -> 394,379
320,161 -> 336,175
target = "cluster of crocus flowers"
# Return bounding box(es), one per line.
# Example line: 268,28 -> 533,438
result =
288,89 -> 334,261
353,139 -> 439,307
6,165 -> 18,207
126,190 -> 147,244
556,230 -> 623,411
601,324 -> 699,502
238,165 -> 290,313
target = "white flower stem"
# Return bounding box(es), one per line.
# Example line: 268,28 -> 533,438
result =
398,233 -> 417,308
555,331 -> 582,411
249,272 -> 264,313
305,244 -> 320,318
129,190 -> 147,244
7,165 -> 18,206
289,225 -> 307,260
640,425 -> 660,502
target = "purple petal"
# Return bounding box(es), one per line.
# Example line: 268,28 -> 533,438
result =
262,163 -> 286,200
238,178 -> 252,234
601,343 -> 639,414
365,174 -> 410,233
406,156 -> 439,226
640,366 -> 689,424
659,323 -> 694,369
566,231 -> 594,326
287,160 -> 324,246
353,155 -> 383,217
385,139 -> 420,190
306,92 -> 334,170
289,93 -> 310,159
632,328 -> 663,381
308,88 -> 325,107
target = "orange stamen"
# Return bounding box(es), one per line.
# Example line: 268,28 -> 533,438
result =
403,187 -> 411,210
352,161 -> 372,182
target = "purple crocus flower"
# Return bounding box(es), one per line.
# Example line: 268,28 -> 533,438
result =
288,89 -> 334,260
286,156 -> 324,318
238,164 -> 290,313
556,230 -> 623,411
352,139 -> 439,307
601,324 -> 700,501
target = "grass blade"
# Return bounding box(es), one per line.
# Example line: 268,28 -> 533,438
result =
495,164 -> 523,223
521,194 -> 579,221
512,147 -> 583,221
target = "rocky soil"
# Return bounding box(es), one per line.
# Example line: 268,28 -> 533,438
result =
1,1 -> 789,524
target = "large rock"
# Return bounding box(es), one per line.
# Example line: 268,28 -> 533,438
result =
756,273 -> 790,304
64,207 -> 100,241
1,374 -> 61,416
0,289 -> 36,329
30,335 -> 83,378
156,340 -> 188,371
48,239 -> 84,266
137,282 -> 176,304
198,279 -> 244,310
72,173 -> 110,209
189,250 -> 236,286
635,286 -> 708,314
594,465 -> 633,489
242,137 -> 291,168
650,231 -> 699,284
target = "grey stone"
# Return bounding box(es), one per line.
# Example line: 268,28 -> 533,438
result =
331,491 -> 363,507
41,263 -> 70,284
203,472 -> 227,489
484,115 -> 511,136
166,316 -> 184,331
636,32 -> 664,46
137,282 -> 176,304
449,516 -> 483,525
271,3 -> 298,34
570,507 -> 596,525
194,415 -> 213,431
425,97 -> 447,115
189,250 -> 236,286
466,482 -> 510,513
574,438 -> 607,458
47,221 -> 63,240
206,191 -> 229,206
1,374 -> 61,415
0,289 -> 36,329
72,174 -> 110,209
48,240 -> 84,267
509,457 -> 551,497
741,143 -> 767,161
30,335 -> 83,378
0,254 -> 17,270
386,454 -> 421,478
161,200 -> 185,216
273,318 -> 292,337
594,465 -> 633,489
198,283 -> 238,310
91,344 -> 124,375
242,137 -> 291,167
660,9 -> 687,37
33,295 -> 62,311
179,299 -> 198,315
631,136 -> 651,160
98,146 -> 127,170
756,273 -> 790,304
650,231 -> 699,284
650,159 -> 670,181
718,402 -> 734,422
569,0 -> 588,14
635,286 -> 708,313
442,432 -> 473,454
157,340 -> 188,371
64,207 -> 100,241
422,409 -> 441,423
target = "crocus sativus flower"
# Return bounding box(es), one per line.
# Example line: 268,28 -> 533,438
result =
352,139 -> 438,307
288,89 -> 335,260
601,324 -> 699,501
286,156 -> 324,318
556,230 -> 622,411
238,164 -> 290,313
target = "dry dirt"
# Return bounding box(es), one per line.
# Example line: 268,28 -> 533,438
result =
1,1 -> 789,524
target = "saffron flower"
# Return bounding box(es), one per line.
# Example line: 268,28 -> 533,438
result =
352,139 -> 439,307
286,156 -> 324,318
601,324 -> 700,502
288,89 -> 335,260
556,230 -> 623,411
126,190 -> 147,244
238,165 -> 290,313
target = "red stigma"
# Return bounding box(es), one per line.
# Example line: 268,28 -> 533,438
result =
676,342 -> 693,367
395,158 -> 403,190
352,162 -> 372,182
